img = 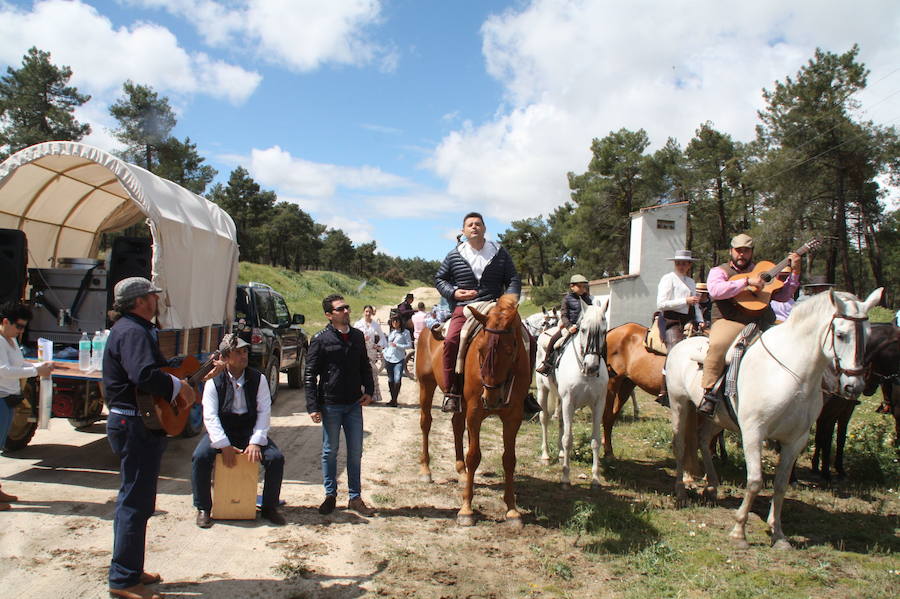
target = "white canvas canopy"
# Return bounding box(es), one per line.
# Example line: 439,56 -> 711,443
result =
0,141 -> 239,330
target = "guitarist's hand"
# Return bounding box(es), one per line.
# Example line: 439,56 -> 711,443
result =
243,444 -> 262,464
788,252 -> 801,272
221,445 -> 239,468
176,378 -> 196,408
747,275 -> 764,290
203,358 -> 227,382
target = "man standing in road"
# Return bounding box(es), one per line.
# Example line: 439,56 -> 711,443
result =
305,294 -> 376,517
103,277 -> 196,599
191,333 -> 285,528
435,212 -> 521,413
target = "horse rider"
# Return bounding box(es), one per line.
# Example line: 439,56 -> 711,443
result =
435,211 -> 521,413
654,250 -> 704,405
697,234 -> 800,418
535,274 -> 593,375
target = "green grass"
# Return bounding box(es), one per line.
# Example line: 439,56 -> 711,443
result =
238,262 -> 431,329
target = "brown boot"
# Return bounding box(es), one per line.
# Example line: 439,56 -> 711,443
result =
698,390 -> 717,418
441,394 -> 461,413
0,486 -> 18,503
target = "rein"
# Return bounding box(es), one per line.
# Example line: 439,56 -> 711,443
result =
479,325 -> 514,390
571,321 -> 605,377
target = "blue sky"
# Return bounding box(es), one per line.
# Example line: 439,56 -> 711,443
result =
1,1 -> 898,261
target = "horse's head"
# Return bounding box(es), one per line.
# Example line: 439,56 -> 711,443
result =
469,294 -> 522,409
861,323 -> 900,396
574,296 -> 609,376
824,288 -> 883,397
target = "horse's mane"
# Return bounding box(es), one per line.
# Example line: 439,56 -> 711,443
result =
784,290 -> 863,333
579,300 -> 606,333
488,294 -> 519,329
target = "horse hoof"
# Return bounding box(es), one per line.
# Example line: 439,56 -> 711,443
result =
773,539 -> 792,551
505,515 -> 524,529
540,457 -> 551,465
591,480 -> 602,490
730,537 -> 750,550
457,513 -> 476,527
702,488 -> 718,504
419,474 -> 433,483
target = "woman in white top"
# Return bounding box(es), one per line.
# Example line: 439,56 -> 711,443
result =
656,249 -> 704,349
655,251 -> 703,406
353,305 -> 386,403
0,301 -> 53,509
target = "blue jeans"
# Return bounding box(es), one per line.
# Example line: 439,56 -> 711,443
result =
191,433 -> 284,511
321,402 -> 363,499
106,414 -> 167,589
385,360 -> 404,384
0,401 -> 14,450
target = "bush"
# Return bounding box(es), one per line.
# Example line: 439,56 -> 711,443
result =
843,420 -> 900,486
380,267 -> 406,286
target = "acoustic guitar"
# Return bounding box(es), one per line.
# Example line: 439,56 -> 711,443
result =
729,238 -> 822,314
137,351 -> 220,436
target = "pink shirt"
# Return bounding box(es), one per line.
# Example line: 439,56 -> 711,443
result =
707,263 -> 799,302
412,311 -> 427,341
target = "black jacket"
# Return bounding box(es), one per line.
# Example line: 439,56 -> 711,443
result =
561,291 -> 594,328
304,324 -> 374,413
103,313 -> 175,411
435,242 -> 521,310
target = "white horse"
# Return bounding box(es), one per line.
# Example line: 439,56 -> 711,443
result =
666,288 -> 882,549
524,307 -> 559,338
535,297 -> 610,486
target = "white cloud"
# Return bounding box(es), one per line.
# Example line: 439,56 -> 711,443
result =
0,0 -> 261,104
323,215 -> 374,244
124,0 -> 392,73
429,0 -> 900,220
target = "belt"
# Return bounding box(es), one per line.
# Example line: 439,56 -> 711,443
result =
109,407 -> 138,417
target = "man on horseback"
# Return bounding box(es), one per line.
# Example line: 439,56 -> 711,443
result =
697,233 -> 800,417
535,274 -> 593,375
435,212 -> 521,413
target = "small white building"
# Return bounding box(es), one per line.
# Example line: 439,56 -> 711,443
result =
590,201 -> 688,328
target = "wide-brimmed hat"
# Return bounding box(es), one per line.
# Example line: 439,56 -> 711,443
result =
802,275 -> 834,288
695,282 -> 708,293
730,233 -> 754,249
569,274 -> 589,284
667,249 -> 698,262
114,277 -> 162,303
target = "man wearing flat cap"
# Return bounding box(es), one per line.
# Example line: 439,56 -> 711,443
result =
698,234 -> 800,417
103,277 -> 195,599
536,274 -> 593,375
191,333 -> 285,528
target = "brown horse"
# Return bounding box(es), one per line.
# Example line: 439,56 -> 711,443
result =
604,323 -> 702,475
416,294 -> 532,527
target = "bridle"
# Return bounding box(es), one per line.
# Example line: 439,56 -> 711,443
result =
480,325 -> 514,390
573,320 -> 605,377
826,312 -> 868,377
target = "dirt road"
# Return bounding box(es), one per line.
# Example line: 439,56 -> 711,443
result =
0,369 -> 488,598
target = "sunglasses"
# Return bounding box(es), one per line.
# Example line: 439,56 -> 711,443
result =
331,305 -> 351,313
12,321 -> 27,330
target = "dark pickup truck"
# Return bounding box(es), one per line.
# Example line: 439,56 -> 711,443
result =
234,282 -> 308,403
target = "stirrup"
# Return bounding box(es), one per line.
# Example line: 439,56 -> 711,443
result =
441,394 -> 462,413
698,392 -> 717,418
654,394 -> 670,408
535,361 -> 552,375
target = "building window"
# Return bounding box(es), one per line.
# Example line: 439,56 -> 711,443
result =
657,219 -> 675,230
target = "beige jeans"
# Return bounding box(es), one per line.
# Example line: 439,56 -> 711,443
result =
700,318 -> 748,389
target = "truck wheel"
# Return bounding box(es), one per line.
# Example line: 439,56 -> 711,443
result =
5,399 -> 37,451
287,356 -> 304,389
266,359 -> 280,405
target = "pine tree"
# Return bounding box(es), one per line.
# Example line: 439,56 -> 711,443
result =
0,47 -> 91,158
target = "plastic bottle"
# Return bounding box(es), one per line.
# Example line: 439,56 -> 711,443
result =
92,330 -> 103,371
79,331 -> 91,371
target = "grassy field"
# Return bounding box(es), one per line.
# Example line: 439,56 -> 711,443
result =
499,387 -> 899,598
237,262 -> 544,329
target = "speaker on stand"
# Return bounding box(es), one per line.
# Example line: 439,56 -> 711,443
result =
105,236 -> 152,313
0,229 -> 27,305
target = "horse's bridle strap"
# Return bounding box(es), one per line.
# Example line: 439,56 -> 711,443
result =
829,312 -> 868,377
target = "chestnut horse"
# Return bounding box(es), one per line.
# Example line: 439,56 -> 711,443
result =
416,294 -> 532,527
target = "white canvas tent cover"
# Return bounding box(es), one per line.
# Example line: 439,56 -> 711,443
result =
0,141 -> 238,330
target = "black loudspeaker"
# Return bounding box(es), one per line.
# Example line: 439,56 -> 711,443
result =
106,236 -> 152,309
0,229 -> 27,305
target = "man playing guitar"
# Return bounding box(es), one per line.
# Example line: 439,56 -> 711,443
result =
698,234 -> 801,417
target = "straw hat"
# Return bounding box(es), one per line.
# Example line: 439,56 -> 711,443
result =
695,282 -> 708,293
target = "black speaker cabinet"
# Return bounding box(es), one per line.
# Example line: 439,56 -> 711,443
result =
106,236 -> 152,309
0,229 -> 27,304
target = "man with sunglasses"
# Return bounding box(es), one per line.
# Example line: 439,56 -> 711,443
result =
304,294 -> 375,517
0,301 -> 53,510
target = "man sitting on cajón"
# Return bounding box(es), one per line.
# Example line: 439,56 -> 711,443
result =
192,334 -> 285,527
698,233 -> 800,418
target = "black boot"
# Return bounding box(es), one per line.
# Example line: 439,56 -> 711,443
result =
655,375 -> 670,407
698,389 -> 717,418
534,350 -> 554,375
387,381 -> 399,407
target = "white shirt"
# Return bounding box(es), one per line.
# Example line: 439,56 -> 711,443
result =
201,369 -> 272,449
458,240 -> 499,282
353,317 -> 386,349
656,271 -> 703,321
0,336 -> 37,397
